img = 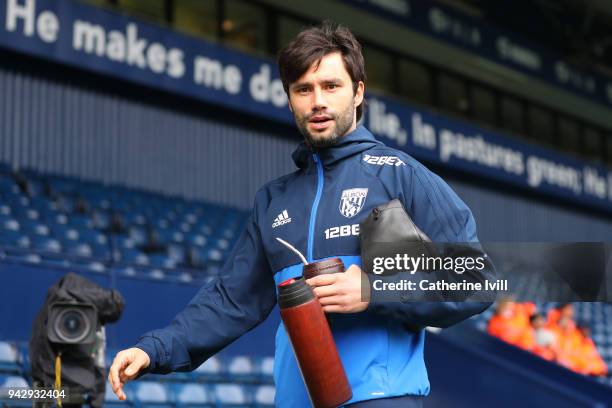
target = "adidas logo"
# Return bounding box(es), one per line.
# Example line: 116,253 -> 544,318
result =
272,210 -> 292,228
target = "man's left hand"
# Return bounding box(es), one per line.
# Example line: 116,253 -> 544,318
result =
306,264 -> 370,313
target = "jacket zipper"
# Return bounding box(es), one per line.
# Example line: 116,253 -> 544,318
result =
307,153 -> 324,263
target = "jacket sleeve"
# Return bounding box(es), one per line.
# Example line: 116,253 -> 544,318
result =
370,163 -> 494,329
134,207 -> 277,373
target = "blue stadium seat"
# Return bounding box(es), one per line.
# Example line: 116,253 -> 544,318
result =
187,233 -> 208,247
257,357 -> 274,383
177,272 -> 195,283
0,374 -> 28,389
72,259 -> 107,274
4,193 -> 28,208
226,356 -> 255,382
113,265 -> 137,278
16,344 -> 30,375
0,205 -> 10,217
124,213 -> 147,226
64,242 -> 93,258
29,222 -> 51,237
253,385 -> 275,407
149,254 -> 176,269
194,356 -> 223,381
0,342 -> 21,373
1,217 -> 20,232
0,229 -> 29,248
0,213 -> 12,226
4,251 -> 41,264
31,236 -> 62,253
67,214 -> 92,230
0,176 -> 19,195
132,381 -> 173,407
149,268 -> 166,280
173,383 -> 212,407
0,374 -> 30,407
208,249 -> 223,263
120,248 -> 149,265
39,252 -> 70,268
167,244 -> 186,263
213,383 -> 249,407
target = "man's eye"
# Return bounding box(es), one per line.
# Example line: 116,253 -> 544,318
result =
327,83 -> 338,90
297,87 -> 309,94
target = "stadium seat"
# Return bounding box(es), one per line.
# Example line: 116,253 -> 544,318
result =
177,272 -> 194,283
0,342 -> 20,373
173,383 -> 212,407
0,229 -> 28,248
16,344 -> 30,376
0,374 -> 30,407
194,355 -> 223,381
258,357 -> 274,383
149,268 -> 166,280
1,218 -> 20,232
254,385 -> 275,407
0,374 -> 28,389
64,242 -> 93,258
213,383 -> 249,407
133,381 -> 173,407
226,356 -> 255,382
31,236 -> 62,253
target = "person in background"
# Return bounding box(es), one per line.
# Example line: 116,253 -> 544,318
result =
529,313 -> 556,361
575,325 -> 608,377
487,297 -> 535,349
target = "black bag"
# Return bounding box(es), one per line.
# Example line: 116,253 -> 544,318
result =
360,199 -> 436,275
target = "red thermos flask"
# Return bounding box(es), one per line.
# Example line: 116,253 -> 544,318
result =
278,273 -> 352,408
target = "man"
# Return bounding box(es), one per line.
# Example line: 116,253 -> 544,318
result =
109,22 -> 492,407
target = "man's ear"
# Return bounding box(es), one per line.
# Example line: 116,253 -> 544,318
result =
287,95 -> 293,112
354,81 -> 365,108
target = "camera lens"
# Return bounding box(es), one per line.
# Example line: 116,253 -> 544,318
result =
54,308 -> 91,343
62,311 -> 83,337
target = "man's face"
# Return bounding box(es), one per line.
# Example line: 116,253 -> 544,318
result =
288,52 -> 364,148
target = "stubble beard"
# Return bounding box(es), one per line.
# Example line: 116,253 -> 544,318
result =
295,103 -> 356,149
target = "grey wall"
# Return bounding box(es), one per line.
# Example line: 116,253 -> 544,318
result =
1,64 -> 611,240
0,66 -> 297,209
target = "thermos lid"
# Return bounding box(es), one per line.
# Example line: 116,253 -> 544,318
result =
278,278 -> 315,309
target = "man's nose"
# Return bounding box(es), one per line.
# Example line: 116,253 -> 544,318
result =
312,87 -> 327,110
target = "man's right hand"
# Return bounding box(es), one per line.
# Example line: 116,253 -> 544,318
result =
108,347 -> 151,401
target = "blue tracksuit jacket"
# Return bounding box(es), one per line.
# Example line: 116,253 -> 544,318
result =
135,125 -> 493,406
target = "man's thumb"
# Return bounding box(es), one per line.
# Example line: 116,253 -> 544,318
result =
124,362 -> 138,377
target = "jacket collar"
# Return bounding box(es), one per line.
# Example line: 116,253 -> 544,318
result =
292,125 -> 383,169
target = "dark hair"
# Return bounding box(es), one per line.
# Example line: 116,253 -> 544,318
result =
278,21 -> 367,121
529,313 -> 543,324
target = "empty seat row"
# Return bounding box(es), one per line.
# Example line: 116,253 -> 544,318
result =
105,381 -> 275,407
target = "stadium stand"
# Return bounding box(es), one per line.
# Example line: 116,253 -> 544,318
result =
0,164 -> 277,407
473,301 -> 612,386
0,340 -> 274,408
0,165 -> 248,284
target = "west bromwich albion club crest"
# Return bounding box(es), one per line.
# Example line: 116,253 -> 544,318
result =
339,188 -> 368,218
